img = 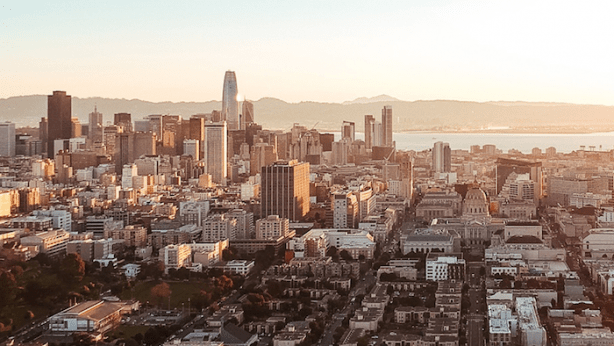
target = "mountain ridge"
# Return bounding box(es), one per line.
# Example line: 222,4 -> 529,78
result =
2,95 -> 614,132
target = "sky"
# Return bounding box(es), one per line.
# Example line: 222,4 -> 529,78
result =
1,0 -> 614,105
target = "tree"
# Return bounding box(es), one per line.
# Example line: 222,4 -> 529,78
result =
0,271 -> 16,307
327,246 -> 339,261
340,250 -> 353,261
61,253 -> 86,284
151,282 -> 172,309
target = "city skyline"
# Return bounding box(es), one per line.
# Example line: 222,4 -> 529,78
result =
2,1 -> 614,105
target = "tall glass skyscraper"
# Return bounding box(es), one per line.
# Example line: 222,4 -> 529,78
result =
222,71 -> 239,130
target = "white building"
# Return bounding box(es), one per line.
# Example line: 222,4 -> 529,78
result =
582,229 -> 614,259
516,297 -> 546,346
425,254 -> 465,281
0,122 -> 16,157
121,164 -> 138,190
488,304 -> 516,346
220,260 -> 254,275
558,328 -> 614,346
20,229 -> 69,257
256,215 -> 289,240
121,263 -> 141,279
161,244 -> 192,273
202,214 -> 236,241
33,209 -> 72,232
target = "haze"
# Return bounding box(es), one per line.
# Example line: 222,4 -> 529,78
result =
2,0 -> 613,105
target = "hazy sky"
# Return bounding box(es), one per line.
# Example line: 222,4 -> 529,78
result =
2,1 -> 613,104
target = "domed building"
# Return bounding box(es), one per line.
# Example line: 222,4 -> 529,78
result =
462,185 -> 490,220
461,184 -> 492,244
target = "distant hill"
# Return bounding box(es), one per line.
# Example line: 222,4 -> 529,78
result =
2,95 -> 614,132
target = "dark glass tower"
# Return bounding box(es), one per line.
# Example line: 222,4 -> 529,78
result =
47,91 -> 72,157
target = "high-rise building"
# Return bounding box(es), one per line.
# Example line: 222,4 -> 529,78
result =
71,118 -> 82,138
114,113 -> 132,133
204,121 -> 228,184
183,139 -> 200,160
381,105 -> 393,147
241,100 -> 254,129
0,122 -> 15,157
261,160 -> 310,221
364,115 -> 375,150
47,91 -> 72,157
496,158 -> 543,200
342,121 -> 355,142
88,107 -> 103,144
222,71 -> 239,130
432,141 -> 451,173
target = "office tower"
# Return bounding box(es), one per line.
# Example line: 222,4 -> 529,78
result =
496,158 -> 543,200
364,115 -> 375,149
222,71 -> 239,130
189,117 -> 205,141
116,132 -> 135,174
342,121 -> 355,142
146,114 -> 163,139
432,141 -> 451,173
47,91 -> 72,157
250,142 -> 277,175
71,118 -> 82,138
39,117 -> 48,154
89,107 -> 103,143
0,122 -> 15,157
133,132 -> 156,157
261,160 -> 310,221
372,121 -> 383,147
241,100 -> 254,129
332,139 -> 350,165
204,121 -> 227,184
320,133 -> 334,152
114,113 -> 132,133
381,105 -> 393,147
161,115 -> 182,156
183,139 -> 200,160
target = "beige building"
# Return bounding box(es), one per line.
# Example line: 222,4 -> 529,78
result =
256,215 -> 289,240
161,244 -> 191,273
103,226 -> 147,247
20,229 -> 69,257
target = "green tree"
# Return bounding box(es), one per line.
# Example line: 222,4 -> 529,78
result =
340,250 -> 353,261
61,253 -> 86,284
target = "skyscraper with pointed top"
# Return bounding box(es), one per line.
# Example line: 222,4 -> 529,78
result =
222,71 -> 239,130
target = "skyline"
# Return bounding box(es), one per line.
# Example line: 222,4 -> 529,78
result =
2,1 -> 614,105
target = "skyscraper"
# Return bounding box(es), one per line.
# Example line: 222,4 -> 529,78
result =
204,121 -> 228,185
222,71 -> 239,131
88,107 -> 103,144
341,121 -> 355,141
261,160 -> 310,221
114,113 -> 133,133
241,100 -> 254,129
381,105 -> 393,147
432,141 -> 451,173
47,91 -> 72,157
364,115 -> 375,149
0,122 -> 16,157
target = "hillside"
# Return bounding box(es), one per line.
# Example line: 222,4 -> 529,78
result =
2,95 -> 614,132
